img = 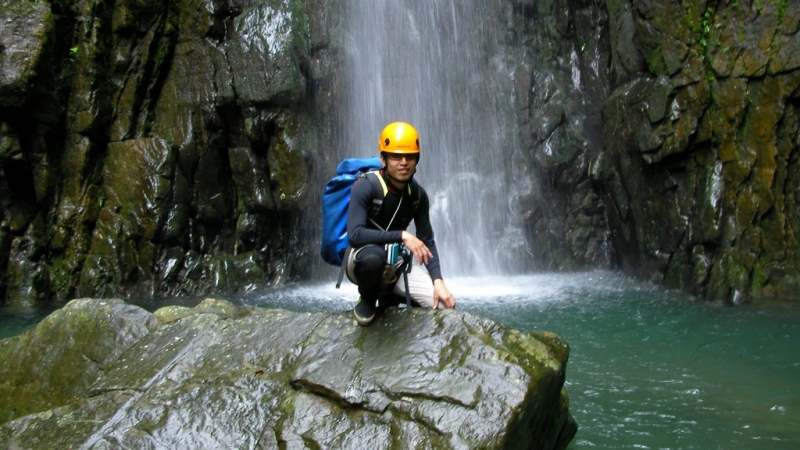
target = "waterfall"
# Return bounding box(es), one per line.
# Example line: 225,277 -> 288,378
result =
337,0 -> 531,276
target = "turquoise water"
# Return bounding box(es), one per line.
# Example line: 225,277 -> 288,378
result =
446,273 -> 800,449
2,271 -> 799,448
0,303 -> 62,341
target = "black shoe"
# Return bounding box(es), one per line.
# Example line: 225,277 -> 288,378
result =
353,297 -> 376,326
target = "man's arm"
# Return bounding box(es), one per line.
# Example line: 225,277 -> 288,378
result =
347,177 -> 402,248
413,188 -> 455,308
412,189 -> 442,280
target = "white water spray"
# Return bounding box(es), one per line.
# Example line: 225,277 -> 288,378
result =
339,0 -> 530,276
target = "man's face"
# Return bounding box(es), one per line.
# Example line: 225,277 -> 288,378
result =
380,152 -> 419,186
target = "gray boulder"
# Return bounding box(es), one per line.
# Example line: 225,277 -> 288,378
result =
0,298 -> 576,449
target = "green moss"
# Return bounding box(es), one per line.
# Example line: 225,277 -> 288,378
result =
502,329 -> 562,374
637,29 -> 666,75
290,0 -> 309,57
698,6 -> 714,60
265,116 -> 307,206
750,264 -> 768,301
776,0 -> 788,20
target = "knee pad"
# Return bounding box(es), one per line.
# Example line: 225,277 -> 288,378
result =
356,252 -> 384,278
353,245 -> 385,286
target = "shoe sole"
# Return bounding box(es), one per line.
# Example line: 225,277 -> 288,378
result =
353,309 -> 374,326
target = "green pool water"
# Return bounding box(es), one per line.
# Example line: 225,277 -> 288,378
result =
448,273 -> 800,449
0,303 -> 61,341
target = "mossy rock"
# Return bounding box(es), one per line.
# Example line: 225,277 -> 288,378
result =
0,299 -> 577,449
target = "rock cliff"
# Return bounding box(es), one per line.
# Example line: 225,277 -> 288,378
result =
596,0 -> 800,302
506,0 -> 800,302
1,0 -> 799,304
0,298 -> 577,449
1,0 -> 323,303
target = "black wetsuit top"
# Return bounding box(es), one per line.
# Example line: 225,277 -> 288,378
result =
347,170 -> 442,280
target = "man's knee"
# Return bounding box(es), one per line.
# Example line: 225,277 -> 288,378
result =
354,245 -> 385,285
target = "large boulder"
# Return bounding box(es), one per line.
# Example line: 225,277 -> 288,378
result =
0,299 -> 577,449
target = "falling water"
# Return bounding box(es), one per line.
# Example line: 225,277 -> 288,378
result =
337,0 -> 528,276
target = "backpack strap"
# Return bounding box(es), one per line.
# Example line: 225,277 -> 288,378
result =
398,182 -> 418,310
361,171 -> 387,221
336,245 -> 351,289
400,250 -> 412,310
408,178 -> 421,212
358,171 -> 390,230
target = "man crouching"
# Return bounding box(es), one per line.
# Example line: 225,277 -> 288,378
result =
346,122 -> 456,326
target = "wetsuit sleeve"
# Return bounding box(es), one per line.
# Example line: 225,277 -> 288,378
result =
414,188 -> 443,280
347,176 -> 403,248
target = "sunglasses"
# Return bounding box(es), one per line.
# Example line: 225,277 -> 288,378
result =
383,153 -> 419,162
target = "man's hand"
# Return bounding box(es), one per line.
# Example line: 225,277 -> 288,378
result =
432,279 -> 456,309
402,231 -> 433,265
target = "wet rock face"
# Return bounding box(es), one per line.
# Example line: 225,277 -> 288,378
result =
0,299 -> 577,449
506,0 -> 616,272
598,1 -> 800,302
0,0 -> 320,304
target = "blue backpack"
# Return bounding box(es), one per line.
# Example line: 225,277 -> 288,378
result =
320,157 -> 383,266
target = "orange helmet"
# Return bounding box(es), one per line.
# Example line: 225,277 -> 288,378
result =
379,122 -> 420,154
